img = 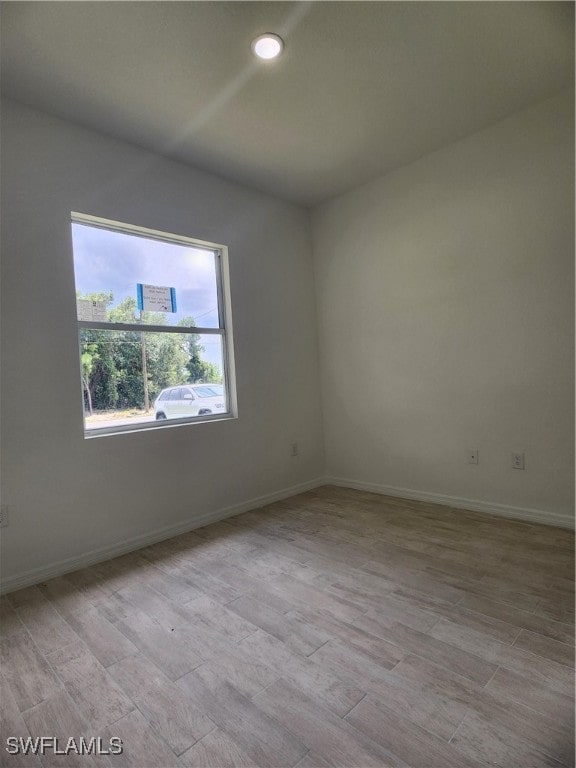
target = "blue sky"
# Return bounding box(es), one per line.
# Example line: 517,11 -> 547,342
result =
72,222 -> 223,368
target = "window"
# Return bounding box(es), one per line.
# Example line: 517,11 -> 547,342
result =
71,213 -> 234,436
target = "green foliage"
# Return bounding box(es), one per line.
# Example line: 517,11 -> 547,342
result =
80,343 -> 99,415
76,290 -> 113,304
145,331 -> 189,398
78,295 -> 222,412
178,316 -> 221,384
196,361 -> 222,384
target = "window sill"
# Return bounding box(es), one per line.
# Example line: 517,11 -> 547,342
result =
83,412 -> 237,439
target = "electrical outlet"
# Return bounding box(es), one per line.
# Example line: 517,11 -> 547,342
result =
467,449 -> 479,465
0,505 -> 9,528
291,442 -> 299,458
512,452 -> 525,470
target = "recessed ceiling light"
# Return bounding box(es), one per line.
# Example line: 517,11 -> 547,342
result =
251,33 -> 284,61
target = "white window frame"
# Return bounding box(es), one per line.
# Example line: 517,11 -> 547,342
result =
72,212 -> 236,438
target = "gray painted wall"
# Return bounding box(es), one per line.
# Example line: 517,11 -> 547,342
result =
0,100 -> 325,585
312,90 -> 574,527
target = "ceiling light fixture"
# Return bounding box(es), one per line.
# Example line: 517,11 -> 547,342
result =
251,33 -> 284,61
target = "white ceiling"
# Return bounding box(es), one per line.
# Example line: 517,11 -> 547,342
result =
1,2 -> 573,206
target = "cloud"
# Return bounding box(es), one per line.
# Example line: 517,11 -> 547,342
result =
72,222 -> 220,327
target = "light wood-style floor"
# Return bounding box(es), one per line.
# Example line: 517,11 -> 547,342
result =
1,486 -> 574,768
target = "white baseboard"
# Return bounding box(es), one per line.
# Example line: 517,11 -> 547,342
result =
2,473 -> 571,594
327,476 -> 575,530
0,477 -> 325,595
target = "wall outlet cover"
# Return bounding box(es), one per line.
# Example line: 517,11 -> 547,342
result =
467,449 -> 479,465
512,452 -> 525,470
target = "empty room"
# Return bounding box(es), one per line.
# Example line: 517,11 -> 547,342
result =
0,2 -> 574,767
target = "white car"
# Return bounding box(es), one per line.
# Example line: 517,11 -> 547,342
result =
154,384 -> 225,420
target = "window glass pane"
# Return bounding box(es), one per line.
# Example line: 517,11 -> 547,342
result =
72,222 -> 221,329
81,329 -> 226,431
192,386 -> 220,397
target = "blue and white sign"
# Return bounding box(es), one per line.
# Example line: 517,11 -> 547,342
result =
137,284 -> 177,313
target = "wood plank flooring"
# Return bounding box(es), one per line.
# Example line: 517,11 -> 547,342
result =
1,486 -> 574,767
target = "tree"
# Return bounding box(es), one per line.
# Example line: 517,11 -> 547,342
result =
109,298 -> 152,410
80,344 -> 99,415
78,292 -> 118,410
77,294 -> 221,412
145,331 -> 188,398
178,317 -> 222,383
